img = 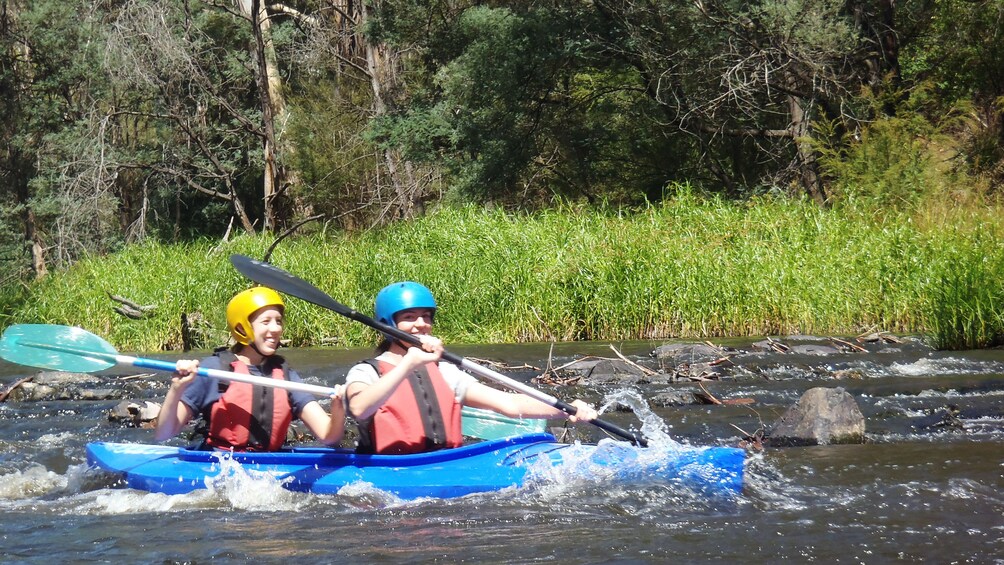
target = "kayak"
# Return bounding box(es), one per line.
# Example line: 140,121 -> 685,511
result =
86,433 -> 745,500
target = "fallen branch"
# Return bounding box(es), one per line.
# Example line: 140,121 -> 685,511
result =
607,344 -> 658,376
108,293 -> 157,319
694,381 -> 723,404
0,376 -> 34,403
831,337 -> 867,352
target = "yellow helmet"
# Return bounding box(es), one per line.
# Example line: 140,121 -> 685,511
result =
226,287 -> 285,345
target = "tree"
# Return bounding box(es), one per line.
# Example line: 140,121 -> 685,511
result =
364,1 -> 910,205
366,3 -> 689,205
101,0 -> 281,236
1,0 -> 121,276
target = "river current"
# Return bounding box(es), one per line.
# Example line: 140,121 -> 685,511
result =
0,338 -> 1001,563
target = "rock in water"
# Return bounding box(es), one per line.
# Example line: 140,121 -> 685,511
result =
768,387 -> 865,446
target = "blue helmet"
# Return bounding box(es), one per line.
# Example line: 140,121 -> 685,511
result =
374,281 -> 437,325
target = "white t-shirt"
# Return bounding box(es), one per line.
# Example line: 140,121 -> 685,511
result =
344,352 -> 477,404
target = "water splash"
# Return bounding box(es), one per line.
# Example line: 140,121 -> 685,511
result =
200,452 -> 309,512
599,388 -> 681,448
0,464 -> 68,499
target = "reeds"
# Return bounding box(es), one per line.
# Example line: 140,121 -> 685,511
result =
2,195 -> 1001,351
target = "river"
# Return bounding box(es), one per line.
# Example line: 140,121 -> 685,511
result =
0,338 -> 1001,563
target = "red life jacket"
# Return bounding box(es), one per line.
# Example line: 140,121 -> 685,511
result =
360,359 -> 463,455
205,354 -> 293,452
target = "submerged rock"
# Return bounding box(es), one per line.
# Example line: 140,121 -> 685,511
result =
108,400 -> 161,427
561,358 -> 651,385
652,343 -> 725,364
767,387 -> 866,446
3,371 -> 147,401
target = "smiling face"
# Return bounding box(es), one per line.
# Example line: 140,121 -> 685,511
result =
394,307 -> 434,336
247,306 -> 284,356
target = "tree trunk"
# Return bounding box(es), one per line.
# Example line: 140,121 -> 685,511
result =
239,0 -> 287,231
5,3 -> 46,278
18,181 -> 47,279
788,94 -> 827,206
27,209 -> 47,279
359,2 -> 420,220
849,0 -> 900,92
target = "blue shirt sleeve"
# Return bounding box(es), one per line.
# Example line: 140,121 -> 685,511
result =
285,368 -> 318,418
179,355 -> 226,416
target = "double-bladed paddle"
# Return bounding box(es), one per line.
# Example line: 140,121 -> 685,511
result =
0,324 -> 340,397
229,254 -> 649,446
0,324 -> 544,441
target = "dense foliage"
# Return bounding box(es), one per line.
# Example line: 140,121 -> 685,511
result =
1,1 -> 1001,347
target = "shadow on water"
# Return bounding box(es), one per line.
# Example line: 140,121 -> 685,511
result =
0,337 -> 1002,563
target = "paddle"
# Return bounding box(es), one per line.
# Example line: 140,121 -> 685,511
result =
229,254 -> 649,446
0,324 -> 339,397
0,323 -> 538,440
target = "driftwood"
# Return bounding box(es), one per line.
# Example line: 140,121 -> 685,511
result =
693,381 -> 755,406
608,345 -> 658,376
831,337 -> 868,352
108,292 -> 157,319
857,330 -> 903,344
765,336 -> 790,352
0,376 -> 34,403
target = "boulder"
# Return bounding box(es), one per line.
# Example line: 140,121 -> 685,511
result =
650,390 -> 702,407
768,387 -> 865,446
108,400 -> 162,427
651,343 -> 724,364
787,344 -> 840,356
561,358 -> 649,385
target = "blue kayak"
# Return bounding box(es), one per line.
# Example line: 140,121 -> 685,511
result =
86,433 -> 745,499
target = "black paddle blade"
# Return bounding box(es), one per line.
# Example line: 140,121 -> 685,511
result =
229,254 -> 351,316
229,255 -> 421,346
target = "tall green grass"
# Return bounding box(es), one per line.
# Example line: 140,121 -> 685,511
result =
1,195 -> 1001,351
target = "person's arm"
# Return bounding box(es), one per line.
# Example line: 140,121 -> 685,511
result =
298,386 -> 347,446
346,336 -> 444,420
154,359 -> 198,441
463,381 -> 599,423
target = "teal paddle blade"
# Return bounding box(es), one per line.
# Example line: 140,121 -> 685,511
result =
461,406 -> 547,440
0,324 -> 118,373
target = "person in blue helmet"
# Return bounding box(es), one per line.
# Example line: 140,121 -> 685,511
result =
344,281 -> 598,455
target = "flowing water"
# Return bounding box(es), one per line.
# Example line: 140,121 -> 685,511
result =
0,338 -> 1001,564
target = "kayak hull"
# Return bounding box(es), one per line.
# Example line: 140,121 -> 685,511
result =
86,433 -> 744,499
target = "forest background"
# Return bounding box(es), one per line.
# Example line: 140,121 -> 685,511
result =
1,0 -> 1002,352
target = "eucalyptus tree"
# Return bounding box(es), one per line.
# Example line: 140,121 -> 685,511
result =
364,2 -> 689,205
363,1 -> 909,205
278,0 -> 440,224
0,0 -> 120,278
103,0 -> 433,233
102,0 -> 283,236
596,0 -> 910,203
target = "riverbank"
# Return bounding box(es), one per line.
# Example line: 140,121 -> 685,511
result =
1,194 -> 1001,351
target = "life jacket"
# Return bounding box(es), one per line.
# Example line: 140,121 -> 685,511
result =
357,358 -> 463,455
205,351 -> 293,452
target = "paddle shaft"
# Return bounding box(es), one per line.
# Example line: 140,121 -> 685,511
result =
359,316 -> 647,446
230,254 -> 648,446
17,339 -> 339,397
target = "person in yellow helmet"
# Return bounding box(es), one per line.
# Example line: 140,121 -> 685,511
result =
155,287 -> 345,451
